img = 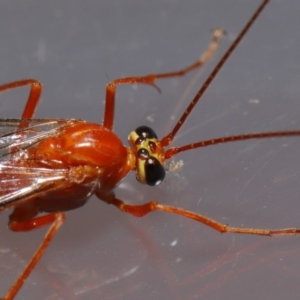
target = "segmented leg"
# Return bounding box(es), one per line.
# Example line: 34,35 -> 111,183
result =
103,28 -> 225,130
2,211 -> 65,300
0,79 -> 42,119
98,192 -> 300,237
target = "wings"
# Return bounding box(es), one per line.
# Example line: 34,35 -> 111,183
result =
0,119 -> 77,157
0,119 -> 82,208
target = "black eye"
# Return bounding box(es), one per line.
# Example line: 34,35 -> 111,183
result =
135,126 -> 158,139
137,148 -> 149,160
145,157 -> 165,186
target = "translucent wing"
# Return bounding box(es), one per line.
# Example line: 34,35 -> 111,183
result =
0,119 -> 79,157
0,119 -> 82,208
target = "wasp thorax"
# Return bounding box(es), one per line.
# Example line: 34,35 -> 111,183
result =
128,126 -> 165,186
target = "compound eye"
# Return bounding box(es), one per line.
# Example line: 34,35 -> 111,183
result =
135,126 -> 158,139
145,157 -> 165,186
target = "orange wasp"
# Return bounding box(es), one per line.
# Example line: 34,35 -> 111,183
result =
1,0 -> 300,298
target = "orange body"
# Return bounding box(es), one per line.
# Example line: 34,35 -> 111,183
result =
12,121 -> 135,213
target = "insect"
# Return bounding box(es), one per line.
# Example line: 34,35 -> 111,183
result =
1,0 -> 299,298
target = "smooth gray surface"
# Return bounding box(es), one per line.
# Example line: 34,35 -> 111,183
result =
0,0 -> 300,299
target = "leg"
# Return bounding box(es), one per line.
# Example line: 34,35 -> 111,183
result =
103,28 -> 225,130
98,192 -> 300,236
3,209 -> 65,300
0,79 -> 42,118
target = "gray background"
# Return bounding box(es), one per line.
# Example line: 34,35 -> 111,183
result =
0,0 -> 300,299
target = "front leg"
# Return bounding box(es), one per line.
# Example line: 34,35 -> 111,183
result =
103,28 -> 225,130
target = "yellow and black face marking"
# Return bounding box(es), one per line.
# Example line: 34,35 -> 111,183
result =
128,126 -> 165,186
